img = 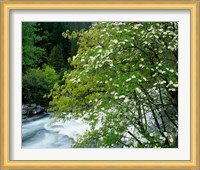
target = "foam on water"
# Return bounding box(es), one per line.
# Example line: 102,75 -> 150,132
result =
22,114 -> 90,148
44,118 -> 90,140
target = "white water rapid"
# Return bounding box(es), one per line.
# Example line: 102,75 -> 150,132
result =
22,113 -> 90,148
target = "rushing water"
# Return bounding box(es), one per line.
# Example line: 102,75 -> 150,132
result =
22,113 -> 90,148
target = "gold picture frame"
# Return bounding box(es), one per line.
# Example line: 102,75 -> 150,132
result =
1,1 -> 199,169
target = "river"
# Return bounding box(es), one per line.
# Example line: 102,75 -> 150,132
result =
22,113 -> 90,148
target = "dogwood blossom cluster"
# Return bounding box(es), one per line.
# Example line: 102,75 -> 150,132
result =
49,22 -> 178,148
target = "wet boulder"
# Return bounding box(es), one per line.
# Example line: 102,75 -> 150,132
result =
22,104 -> 46,118
33,105 -> 45,115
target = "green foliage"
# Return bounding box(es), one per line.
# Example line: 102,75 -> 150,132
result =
22,65 -> 60,105
22,22 -> 46,73
67,22 -> 92,56
36,22 -> 91,63
49,22 -> 178,148
49,43 -> 66,72
22,22 -> 92,107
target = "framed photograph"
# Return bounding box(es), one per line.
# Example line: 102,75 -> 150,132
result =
1,1 -> 199,169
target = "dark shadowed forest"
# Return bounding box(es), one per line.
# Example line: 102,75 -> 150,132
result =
22,22 -> 91,105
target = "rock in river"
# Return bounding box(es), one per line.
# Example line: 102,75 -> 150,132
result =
22,104 -> 46,120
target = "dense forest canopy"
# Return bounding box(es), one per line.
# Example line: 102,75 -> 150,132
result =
22,22 -> 91,105
22,22 -> 178,148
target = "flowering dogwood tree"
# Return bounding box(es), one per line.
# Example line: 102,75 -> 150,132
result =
48,22 -> 178,148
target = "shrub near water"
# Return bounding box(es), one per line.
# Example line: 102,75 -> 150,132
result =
22,65 -> 60,106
